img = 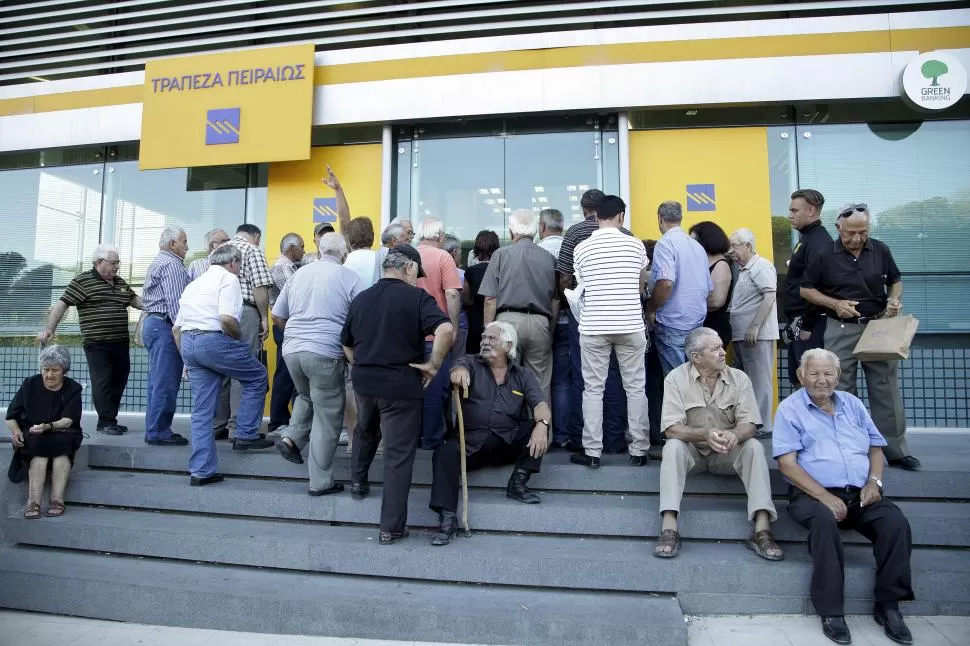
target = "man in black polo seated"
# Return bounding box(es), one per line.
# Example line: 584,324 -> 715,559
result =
429,321 -> 551,546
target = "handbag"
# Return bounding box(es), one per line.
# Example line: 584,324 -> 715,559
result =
7,448 -> 27,483
852,314 -> 920,361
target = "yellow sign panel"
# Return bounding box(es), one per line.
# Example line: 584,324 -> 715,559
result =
139,44 -> 315,170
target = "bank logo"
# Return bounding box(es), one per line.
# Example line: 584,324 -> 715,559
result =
921,59 -> 948,86
902,51 -> 966,112
313,197 -> 339,223
205,108 -> 241,145
686,184 -> 716,212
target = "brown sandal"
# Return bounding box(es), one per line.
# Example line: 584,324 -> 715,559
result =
24,502 -> 41,519
46,501 -> 66,518
745,529 -> 784,561
653,528 -> 681,558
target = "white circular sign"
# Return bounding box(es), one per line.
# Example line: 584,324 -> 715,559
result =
902,51 -> 967,111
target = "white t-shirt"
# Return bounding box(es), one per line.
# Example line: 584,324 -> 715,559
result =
574,227 -> 648,336
344,249 -> 380,290
175,265 -> 242,332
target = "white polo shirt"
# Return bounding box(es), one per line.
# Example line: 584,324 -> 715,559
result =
574,227 -> 648,336
174,265 -> 243,332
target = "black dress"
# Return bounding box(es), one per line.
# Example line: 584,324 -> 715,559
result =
464,261 -> 490,355
704,258 -> 735,349
5,375 -> 83,462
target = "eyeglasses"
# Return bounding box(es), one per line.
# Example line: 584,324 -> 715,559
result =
838,203 -> 868,219
98,259 -> 121,267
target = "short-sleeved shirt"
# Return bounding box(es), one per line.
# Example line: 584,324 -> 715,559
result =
574,227 -> 648,335
802,237 -> 902,320
456,355 -> 545,453
344,249 -> 381,290
227,235 -> 273,305
272,256 -> 361,359
417,243 -> 462,338
556,217 -> 633,287
537,234 -> 563,260
782,220 -> 833,325
60,268 -> 136,343
773,388 -> 887,488
729,253 -> 779,341
651,226 -> 713,331
478,238 -> 557,319
269,255 -> 298,306
341,278 -> 450,400
141,250 -> 190,320
174,265 -> 242,332
661,362 -> 762,456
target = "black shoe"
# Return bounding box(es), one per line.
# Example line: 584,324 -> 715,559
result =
116,424 -> 129,432
213,429 -> 229,441
277,439 -> 303,464
820,616 -> 852,645
190,474 -> 225,487
145,433 -> 189,446
379,528 -> 409,545
570,453 -> 600,469
888,456 -> 921,472
97,425 -> 125,436
555,439 -> 584,453
430,511 -> 458,546
506,467 -> 540,504
629,454 -> 648,467
233,437 -> 274,451
647,445 -> 664,461
308,483 -> 345,496
874,603 -> 913,645
351,482 -> 370,500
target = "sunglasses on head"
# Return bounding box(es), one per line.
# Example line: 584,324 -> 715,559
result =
838,203 -> 868,219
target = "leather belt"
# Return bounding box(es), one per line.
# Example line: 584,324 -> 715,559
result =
243,301 -> 258,309
147,312 -> 172,324
183,329 -> 223,336
497,307 -> 550,320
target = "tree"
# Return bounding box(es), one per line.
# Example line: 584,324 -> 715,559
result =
921,60 -> 949,87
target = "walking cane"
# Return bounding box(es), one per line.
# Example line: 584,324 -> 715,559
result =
452,385 -> 472,537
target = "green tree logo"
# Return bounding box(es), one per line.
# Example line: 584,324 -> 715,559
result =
921,59 -> 949,86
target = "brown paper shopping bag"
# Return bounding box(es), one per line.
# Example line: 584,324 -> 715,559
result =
852,314 -> 920,361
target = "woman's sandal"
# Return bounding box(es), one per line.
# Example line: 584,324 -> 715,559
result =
653,528 -> 681,558
46,501 -> 66,518
745,529 -> 784,561
24,502 -> 41,519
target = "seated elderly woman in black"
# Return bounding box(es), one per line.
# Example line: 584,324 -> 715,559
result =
5,345 -> 83,519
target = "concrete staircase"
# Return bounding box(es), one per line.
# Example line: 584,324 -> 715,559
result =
1,421 -> 968,645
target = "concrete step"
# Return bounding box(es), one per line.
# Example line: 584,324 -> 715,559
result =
6,505 -> 970,615
0,545 -> 688,646
62,470 -> 970,547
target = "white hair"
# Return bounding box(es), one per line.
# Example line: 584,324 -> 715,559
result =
485,321 -> 518,361
799,348 -> 841,371
318,232 -> 348,260
382,222 -> 406,245
39,344 -> 71,372
280,233 -> 303,253
732,228 -> 756,249
92,244 -> 119,264
684,327 -> 721,358
158,226 -> 185,250
509,209 -> 538,238
418,217 -> 445,241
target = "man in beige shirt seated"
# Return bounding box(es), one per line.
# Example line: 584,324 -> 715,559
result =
654,327 -> 783,561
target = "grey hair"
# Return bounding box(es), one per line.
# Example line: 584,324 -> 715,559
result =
210,243 -> 242,267
318,232 -> 348,260
39,344 -> 71,373
382,250 -> 416,274
418,217 -> 445,241
799,348 -> 841,371
539,208 -> 564,233
658,201 -> 684,224
684,327 -> 721,358
382,222 -> 406,245
279,233 -> 303,253
92,244 -> 119,264
509,209 -> 538,238
442,234 -> 461,256
732,228 -> 756,249
485,321 -> 518,361
158,226 -> 185,250
204,228 -> 228,249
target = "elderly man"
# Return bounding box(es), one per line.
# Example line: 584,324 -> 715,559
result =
272,233 -> 361,495
570,196 -> 650,468
775,348 -> 913,645
537,207 -> 564,259
268,233 -> 305,434
188,228 -> 230,280
783,189 -> 832,384
429,321 -> 550,546
174,245 -> 272,486
342,244 -> 454,544
480,209 -> 558,398
728,228 -> 779,440
38,244 -> 143,435
416,217 -> 462,450
141,226 -> 191,446
647,201 -> 713,374
801,205 -> 919,471
654,327 -> 782,561
536,208 -> 571,450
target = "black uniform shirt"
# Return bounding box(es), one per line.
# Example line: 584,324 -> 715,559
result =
803,238 -> 902,320
782,220 -> 833,325
457,355 -> 545,453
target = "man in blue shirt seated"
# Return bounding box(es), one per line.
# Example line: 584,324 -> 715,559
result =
774,348 -> 914,646
429,321 -> 551,546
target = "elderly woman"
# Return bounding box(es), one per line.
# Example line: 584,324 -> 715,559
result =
5,345 -> 83,519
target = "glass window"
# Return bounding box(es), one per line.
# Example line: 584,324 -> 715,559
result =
767,126 -> 798,280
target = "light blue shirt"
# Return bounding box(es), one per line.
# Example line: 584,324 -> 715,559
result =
773,389 -> 887,488
651,226 -> 712,331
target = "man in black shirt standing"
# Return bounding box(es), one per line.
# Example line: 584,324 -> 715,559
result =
341,244 -> 454,544
801,204 -> 920,471
783,189 -> 833,385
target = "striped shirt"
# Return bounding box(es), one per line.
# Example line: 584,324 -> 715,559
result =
227,235 -> 273,305
141,250 -> 190,319
556,216 -> 634,285
60,268 -> 136,343
187,257 -> 210,281
574,227 -> 648,335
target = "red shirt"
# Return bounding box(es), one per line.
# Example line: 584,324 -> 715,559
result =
417,243 -> 461,338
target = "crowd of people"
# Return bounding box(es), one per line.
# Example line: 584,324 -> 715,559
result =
5,177 -> 921,645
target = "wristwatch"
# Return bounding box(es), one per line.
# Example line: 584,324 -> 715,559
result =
868,476 -> 883,489
536,419 -> 550,428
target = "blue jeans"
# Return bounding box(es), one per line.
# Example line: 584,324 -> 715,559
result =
566,309 -> 627,452
143,315 -> 183,441
181,332 -> 268,478
421,339 -> 453,450
269,324 -> 296,429
551,322 -> 572,444
654,323 -> 693,376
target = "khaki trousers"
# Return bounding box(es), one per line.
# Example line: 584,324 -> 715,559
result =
497,311 -> 553,400
659,438 -> 777,521
734,340 -> 776,434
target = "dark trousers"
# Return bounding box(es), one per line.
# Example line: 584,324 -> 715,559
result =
352,394 -> 423,534
787,487 -> 914,616
646,330 -> 665,447
551,322 -> 572,444
269,324 -> 296,430
788,316 -> 826,385
430,421 -> 542,514
421,339 -> 452,450
83,340 -> 130,428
